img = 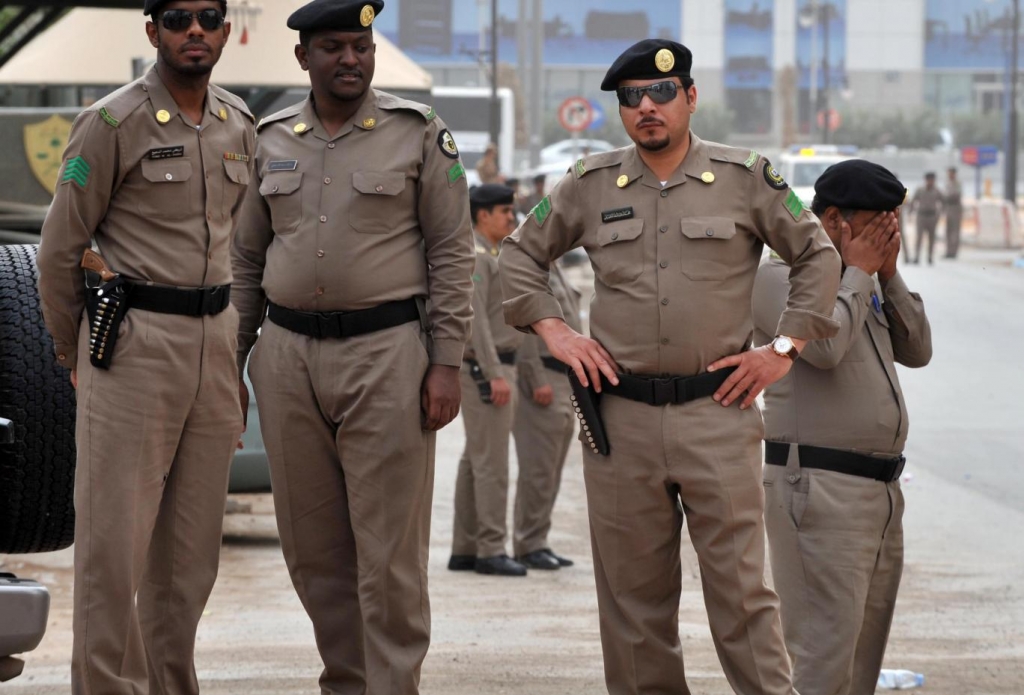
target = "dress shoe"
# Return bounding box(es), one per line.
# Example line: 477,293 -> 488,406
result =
515,550 -> 560,570
447,554 -> 475,571
542,548 -> 574,567
474,554 -> 527,576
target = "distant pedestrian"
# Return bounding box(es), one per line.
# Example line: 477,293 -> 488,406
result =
909,171 -> 943,264
476,142 -> 504,184
518,173 -> 546,217
944,167 -> 963,259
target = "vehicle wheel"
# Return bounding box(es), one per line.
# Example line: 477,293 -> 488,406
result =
0,244 -> 76,554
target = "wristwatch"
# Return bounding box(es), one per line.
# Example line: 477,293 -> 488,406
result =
770,335 -> 800,361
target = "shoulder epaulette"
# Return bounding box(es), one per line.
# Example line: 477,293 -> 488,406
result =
87,80 -> 149,129
256,101 -> 305,133
574,148 -> 627,179
375,90 -> 434,121
475,242 -> 492,256
211,84 -> 255,124
706,141 -> 760,172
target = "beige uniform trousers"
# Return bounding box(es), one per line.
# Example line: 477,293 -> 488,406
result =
511,369 -> 575,556
583,395 -> 794,695
249,320 -> 434,695
451,363 -> 518,558
764,450 -> 905,695
72,307 -> 242,695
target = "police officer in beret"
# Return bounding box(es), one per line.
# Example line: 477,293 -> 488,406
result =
36,1 -> 253,692
231,1 -> 474,691
754,160 -> 932,695
500,38 -> 842,694
448,183 -> 527,576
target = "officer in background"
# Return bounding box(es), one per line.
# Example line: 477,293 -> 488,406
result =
909,171 -> 943,265
230,1 -> 474,692
448,183 -> 527,577
944,167 -> 963,259
753,160 -> 932,695
36,1 -> 254,692
510,256 -> 582,570
500,39 -> 841,694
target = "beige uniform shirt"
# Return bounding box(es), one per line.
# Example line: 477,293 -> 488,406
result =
945,180 -> 963,208
517,261 -> 582,392
231,89 -> 474,371
753,257 -> 933,454
466,234 -> 524,379
913,186 -> 944,217
37,67 -> 255,367
500,134 -> 842,377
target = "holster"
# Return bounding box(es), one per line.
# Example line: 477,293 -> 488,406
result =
464,358 -> 493,403
568,370 -> 610,456
84,276 -> 131,370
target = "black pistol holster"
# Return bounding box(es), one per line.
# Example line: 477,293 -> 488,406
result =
84,276 -> 131,370
464,358 -> 493,403
568,370 -> 610,456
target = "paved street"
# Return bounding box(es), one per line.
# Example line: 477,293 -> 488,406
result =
3,247 -> 1023,694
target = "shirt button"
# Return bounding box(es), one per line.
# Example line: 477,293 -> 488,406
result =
327,142 -> 336,149
375,185 -> 384,193
320,215 -> 328,223
660,190 -> 669,198
659,261 -> 668,268
661,298 -> 669,305
705,228 -> 715,237
661,338 -> 669,345
316,250 -> 325,258
207,213 -> 212,220
611,232 -> 619,240
165,173 -> 173,181
324,177 -> 332,185
659,225 -> 668,233
208,252 -> 213,260
316,287 -> 325,296
272,185 -> 279,193
58,354 -> 66,361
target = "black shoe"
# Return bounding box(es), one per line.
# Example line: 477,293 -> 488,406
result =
542,548 -> 574,568
474,554 -> 527,576
448,554 -> 475,571
515,550 -> 560,570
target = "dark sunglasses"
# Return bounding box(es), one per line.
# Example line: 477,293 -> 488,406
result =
159,8 -> 225,32
616,81 -> 679,108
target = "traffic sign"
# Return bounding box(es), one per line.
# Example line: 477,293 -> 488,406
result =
586,99 -> 606,131
558,97 -> 593,133
961,145 -> 999,167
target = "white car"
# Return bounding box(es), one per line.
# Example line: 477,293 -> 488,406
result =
540,138 -> 617,166
777,146 -> 857,208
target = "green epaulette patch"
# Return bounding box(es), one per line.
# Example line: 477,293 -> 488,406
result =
62,156 -> 91,188
99,108 -> 119,128
426,106 -> 437,121
531,196 -> 551,226
447,161 -> 465,186
574,158 -> 586,178
743,150 -> 758,170
784,189 -> 805,221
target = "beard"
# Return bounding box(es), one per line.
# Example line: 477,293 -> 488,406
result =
158,40 -> 217,78
637,133 -> 671,152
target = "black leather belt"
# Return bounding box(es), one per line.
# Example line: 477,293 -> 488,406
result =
765,442 -> 906,483
603,367 -> 736,406
541,355 -> 566,373
129,283 -> 230,317
498,351 -> 516,365
267,298 -> 419,339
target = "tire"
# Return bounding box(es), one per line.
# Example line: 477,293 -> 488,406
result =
0,244 -> 76,554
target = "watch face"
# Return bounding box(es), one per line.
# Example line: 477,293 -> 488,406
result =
775,337 -> 793,353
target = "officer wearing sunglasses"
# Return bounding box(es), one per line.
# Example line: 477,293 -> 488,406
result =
500,39 -> 842,695
36,2 -> 255,693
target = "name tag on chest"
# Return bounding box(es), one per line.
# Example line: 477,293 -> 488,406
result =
268,160 -> 299,172
147,146 -> 185,160
601,207 -> 634,223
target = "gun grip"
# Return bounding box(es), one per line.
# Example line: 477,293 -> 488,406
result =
81,249 -> 116,282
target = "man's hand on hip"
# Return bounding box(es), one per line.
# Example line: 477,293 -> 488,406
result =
533,318 -> 619,392
708,342 -> 805,409
421,364 -> 461,431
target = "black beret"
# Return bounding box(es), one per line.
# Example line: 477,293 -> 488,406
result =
469,184 -> 515,208
814,160 -> 908,212
287,0 -> 384,33
601,39 -> 692,91
145,0 -> 226,16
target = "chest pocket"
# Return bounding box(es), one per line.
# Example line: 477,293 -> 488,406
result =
260,171 -> 303,235
222,159 -> 250,215
679,217 -> 737,281
591,218 -> 644,286
349,171 -> 407,234
138,159 -> 193,219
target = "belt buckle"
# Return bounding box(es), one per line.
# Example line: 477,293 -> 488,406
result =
651,378 -> 675,406
890,455 -> 907,482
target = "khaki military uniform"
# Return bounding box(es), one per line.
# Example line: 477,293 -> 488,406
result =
231,89 -> 474,695
753,258 -> 932,695
912,186 -> 943,263
500,134 -> 842,695
944,180 -> 963,258
511,261 -> 581,557
451,234 -> 525,558
36,67 -> 254,695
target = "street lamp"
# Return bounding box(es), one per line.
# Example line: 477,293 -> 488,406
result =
798,1 -> 832,143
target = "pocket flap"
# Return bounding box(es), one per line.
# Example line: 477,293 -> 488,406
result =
681,217 -> 737,240
260,171 -> 302,196
141,158 -> 192,183
223,158 -> 250,185
597,218 -> 644,247
353,171 -> 407,196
